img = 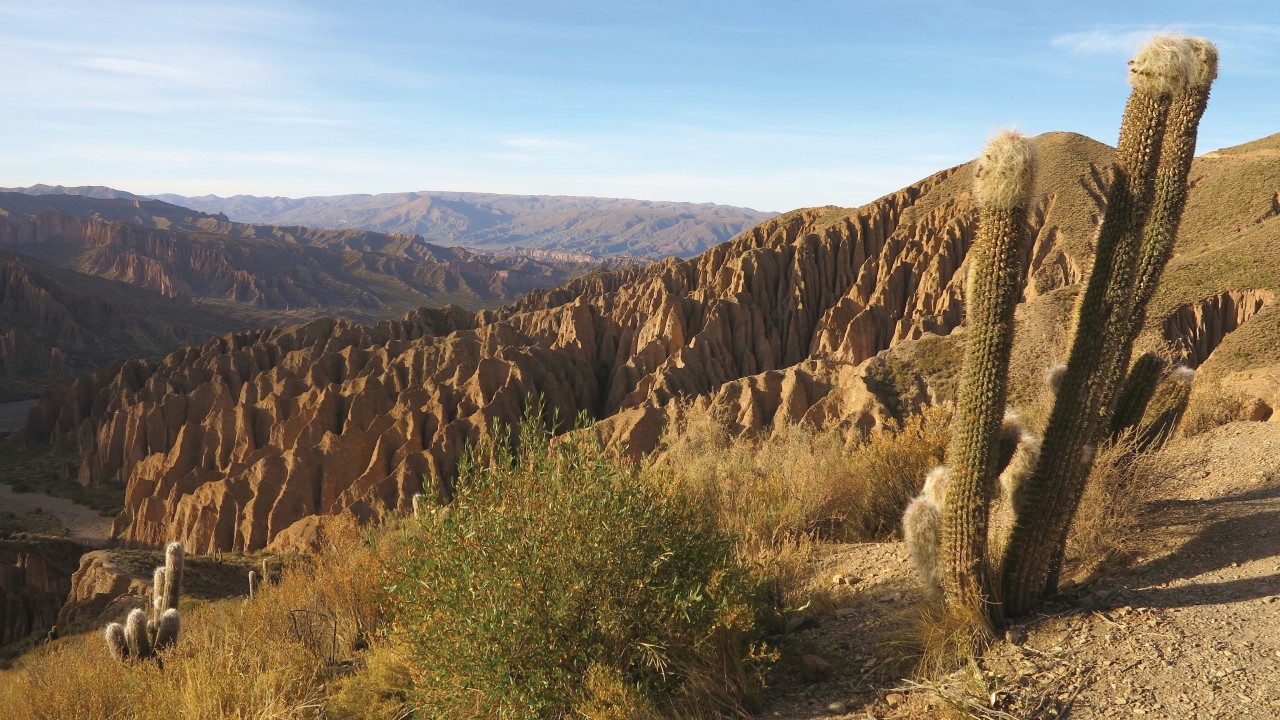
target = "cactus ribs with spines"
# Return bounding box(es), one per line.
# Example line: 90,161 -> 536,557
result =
999,35 -> 1205,617
939,128 -> 1035,635
103,541 -> 186,662
907,34 -> 1217,631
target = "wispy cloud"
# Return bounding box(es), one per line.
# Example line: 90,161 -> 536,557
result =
1050,28 -> 1180,55
76,56 -> 201,83
501,137 -> 585,152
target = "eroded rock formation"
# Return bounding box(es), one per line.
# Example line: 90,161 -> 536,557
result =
0,538 -> 82,647
23,131 -> 1280,553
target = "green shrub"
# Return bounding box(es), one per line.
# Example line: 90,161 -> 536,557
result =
385,408 -> 770,719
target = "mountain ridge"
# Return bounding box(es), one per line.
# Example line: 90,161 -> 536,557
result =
1,185 -> 778,260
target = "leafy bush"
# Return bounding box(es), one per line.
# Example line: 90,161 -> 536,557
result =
385,409 -> 770,719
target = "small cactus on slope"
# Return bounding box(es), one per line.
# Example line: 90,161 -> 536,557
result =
104,541 -> 185,662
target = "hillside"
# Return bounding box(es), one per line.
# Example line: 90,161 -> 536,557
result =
0,193 -> 613,397
20,130 -> 1280,554
0,192 -> 606,314
0,252 -> 256,401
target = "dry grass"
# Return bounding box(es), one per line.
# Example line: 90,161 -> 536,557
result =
644,404 -> 949,612
1063,435 -> 1160,585
0,518 -> 384,720
895,600 -> 992,681
646,403 -> 950,551
1179,380 -> 1256,437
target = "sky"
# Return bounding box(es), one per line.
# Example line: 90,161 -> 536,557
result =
1,1 -> 1277,213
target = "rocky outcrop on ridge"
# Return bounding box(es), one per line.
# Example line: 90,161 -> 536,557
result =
22,131 -> 1280,554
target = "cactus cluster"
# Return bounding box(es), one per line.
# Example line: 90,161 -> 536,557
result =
902,34 -> 1217,632
104,541 -> 184,662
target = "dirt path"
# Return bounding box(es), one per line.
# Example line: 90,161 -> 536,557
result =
757,421 -> 1280,719
0,483 -> 113,547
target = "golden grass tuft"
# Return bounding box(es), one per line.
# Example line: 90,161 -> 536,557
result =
645,403 -> 950,551
1062,435 -> 1159,584
0,517 -> 385,719
1179,380 -> 1256,437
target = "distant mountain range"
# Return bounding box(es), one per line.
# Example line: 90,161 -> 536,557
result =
0,190 -> 618,398
4,185 -> 777,259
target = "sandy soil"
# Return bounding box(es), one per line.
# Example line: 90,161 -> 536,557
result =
757,420 -> 1280,719
0,483 -> 113,547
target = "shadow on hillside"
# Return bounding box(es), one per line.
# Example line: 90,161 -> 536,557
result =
1091,481 -> 1280,610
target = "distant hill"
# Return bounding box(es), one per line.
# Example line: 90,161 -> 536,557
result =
136,190 -> 777,259
0,250 -> 255,400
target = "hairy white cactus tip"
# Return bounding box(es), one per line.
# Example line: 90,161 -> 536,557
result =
1047,363 -> 1068,393
1187,37 -> 1219,87
166,541 -> 184,556
1001,411 -> 1026,439
974,129 -> 1036,209
1128,35 -> 1197,95
923,465 -> 952,509
1171,365 -> 1197,383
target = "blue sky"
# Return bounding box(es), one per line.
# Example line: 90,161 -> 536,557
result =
1,1 -> 1276,212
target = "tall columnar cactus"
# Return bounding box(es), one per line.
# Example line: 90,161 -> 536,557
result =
1128,39 -> 1218,337
162,541 -> 184,613
1043,36 -> 1217,598
999,36 -> 1203,617
939,129 -> 1035,633
104,541 -> 185,662
1110,352 -> 1168,437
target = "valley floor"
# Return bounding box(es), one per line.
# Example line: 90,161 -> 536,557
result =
0,482 -> 112,547
759,420 -> 1280,719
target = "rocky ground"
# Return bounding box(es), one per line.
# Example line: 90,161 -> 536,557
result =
758,420 -> 1280,719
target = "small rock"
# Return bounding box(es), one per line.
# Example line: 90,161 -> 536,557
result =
827,701 -> 848,714
885,692 -> 905,707
801,654 -> 835,682
786,615 -> 823,634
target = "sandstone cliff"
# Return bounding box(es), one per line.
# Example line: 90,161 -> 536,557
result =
23,131 -> 1280,553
